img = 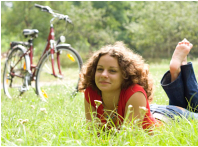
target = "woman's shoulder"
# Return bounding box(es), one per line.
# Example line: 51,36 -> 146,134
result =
84,87 -> 97,95
124,84 -> 146,93
121,84 -> 147,101
84,87 -> 100,101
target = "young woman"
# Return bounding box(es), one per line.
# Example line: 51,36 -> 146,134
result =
78,39 -> 198,130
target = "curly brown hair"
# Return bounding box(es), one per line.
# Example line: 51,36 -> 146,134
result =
78,41 -> 154,102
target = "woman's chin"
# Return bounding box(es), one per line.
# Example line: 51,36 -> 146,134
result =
98,86 -> 111,92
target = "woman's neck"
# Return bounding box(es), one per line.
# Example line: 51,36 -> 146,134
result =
101,90 -> 121,110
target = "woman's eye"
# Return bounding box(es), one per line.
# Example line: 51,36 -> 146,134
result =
97,68 -> 103,71
109,69 -> 116,73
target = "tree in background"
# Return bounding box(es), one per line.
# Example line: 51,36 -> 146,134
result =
1,1 -> 198,60
124,1 -> 198,59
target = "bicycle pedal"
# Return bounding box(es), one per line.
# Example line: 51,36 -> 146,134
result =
20,86 -> 28,92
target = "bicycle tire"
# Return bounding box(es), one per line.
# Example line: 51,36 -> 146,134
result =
35,45 -> 83,101
3,46 -> 30,98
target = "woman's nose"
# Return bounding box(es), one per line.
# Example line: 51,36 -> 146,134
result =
101,70 -> 108,78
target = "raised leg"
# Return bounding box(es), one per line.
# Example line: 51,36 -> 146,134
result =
161,39 -> 194,109
169,38 -> 193,82
161,71 -> 187,108
181,63 -> 198,112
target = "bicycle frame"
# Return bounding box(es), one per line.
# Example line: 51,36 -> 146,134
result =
31,24 -> 62,80
10,24 -> 62,83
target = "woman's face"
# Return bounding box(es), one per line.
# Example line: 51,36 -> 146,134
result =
95,54 -> 123,93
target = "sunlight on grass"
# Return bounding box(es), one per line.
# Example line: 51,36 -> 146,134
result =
1,59 -> 198,146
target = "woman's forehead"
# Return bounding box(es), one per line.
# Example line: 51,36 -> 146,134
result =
97,54 -> 119,67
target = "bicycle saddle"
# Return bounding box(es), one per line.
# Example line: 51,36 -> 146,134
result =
23,29 -> 39,38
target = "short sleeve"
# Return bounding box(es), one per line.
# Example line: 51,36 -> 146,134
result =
124,84 -> 147,103
84,87 -> 97,108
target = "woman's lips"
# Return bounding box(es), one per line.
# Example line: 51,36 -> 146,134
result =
99,81 -> 110,84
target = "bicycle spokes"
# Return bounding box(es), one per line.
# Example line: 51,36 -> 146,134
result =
36,46 -> 82,100
67,54 -> 75,62
6,73 -> 13,88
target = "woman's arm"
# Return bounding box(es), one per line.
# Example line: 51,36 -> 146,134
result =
124,92 -> 147,126
84,98 -> 96,122
84,98 -> 105,133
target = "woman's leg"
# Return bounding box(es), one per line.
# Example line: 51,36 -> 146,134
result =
150,104 -> 198,122
169,38 -> 193,82
161,71 -> 187,108
161,63 -> 198,112
181,62 -> 198,112
166,105 -> 198,120
161,39 -> 195,109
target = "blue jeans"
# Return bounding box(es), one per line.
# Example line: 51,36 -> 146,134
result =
150,104 -> 198,121
150,62 -> 198,121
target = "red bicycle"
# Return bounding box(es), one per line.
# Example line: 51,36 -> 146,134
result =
3,4 -> 83,101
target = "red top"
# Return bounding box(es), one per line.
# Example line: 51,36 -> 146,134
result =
84,84 -> 159,130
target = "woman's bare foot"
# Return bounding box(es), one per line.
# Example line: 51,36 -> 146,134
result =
170,38 -> 193,82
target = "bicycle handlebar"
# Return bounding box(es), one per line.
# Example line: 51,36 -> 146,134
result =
34,4 -> 72,24
34,4 -> 52,13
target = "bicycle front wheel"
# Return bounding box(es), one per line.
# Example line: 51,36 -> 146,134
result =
35,45 -> 83,101
3,47 -> 29,98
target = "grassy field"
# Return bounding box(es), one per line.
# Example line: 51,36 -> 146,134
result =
1,59 -> 198,146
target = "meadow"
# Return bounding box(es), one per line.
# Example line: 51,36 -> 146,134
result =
1,59 -> 198,146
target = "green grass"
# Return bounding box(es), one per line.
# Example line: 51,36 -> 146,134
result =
1,59 -> 198,146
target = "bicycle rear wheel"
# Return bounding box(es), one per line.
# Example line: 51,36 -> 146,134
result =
35,45 -> 83,101
3,47 -> 29,98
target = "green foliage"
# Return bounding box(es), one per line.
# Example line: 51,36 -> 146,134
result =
125,1 -> 198,59
1,1 -> 198,59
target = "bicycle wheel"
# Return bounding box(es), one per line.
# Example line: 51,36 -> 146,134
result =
35,45 -> 83,101
3,47 -> 29,98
